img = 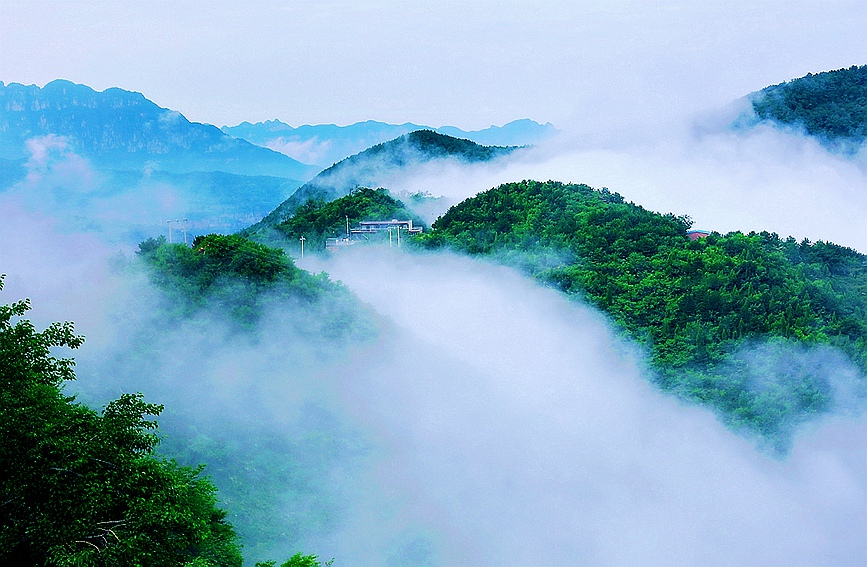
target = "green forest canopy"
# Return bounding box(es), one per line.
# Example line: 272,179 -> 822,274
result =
0,275 -> 243,566
417,180 -> 867,449
1,271 -> 336,566
137,233 -> 367,332
271,187 -> 425,253
749,64 -> 867,144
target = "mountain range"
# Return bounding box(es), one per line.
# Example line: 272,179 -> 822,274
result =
222,118 -> 556,167
1,80 -> 550,243
0,80 -> 319,180
3,65 -> 866,565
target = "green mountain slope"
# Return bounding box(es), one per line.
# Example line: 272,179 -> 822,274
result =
136,233 -> 368,331
418,180 -> 867,449
248,130 -> 518,234
132,234 -> 373,559
263,187 -> 424,253
741,65 -> 867,148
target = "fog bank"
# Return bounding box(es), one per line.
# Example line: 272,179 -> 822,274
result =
297,247 -> 866,565
2,195 -> 865,564
396,119 -> 867,253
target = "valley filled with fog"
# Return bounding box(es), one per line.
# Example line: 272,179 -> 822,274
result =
2,110 -> 865,564
2,2 -> 865,563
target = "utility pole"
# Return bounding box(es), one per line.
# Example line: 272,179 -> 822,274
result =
167,220 -> 173,243
300,236 -> 306,258
345,215 -> 350,239
182,218 -> 188,246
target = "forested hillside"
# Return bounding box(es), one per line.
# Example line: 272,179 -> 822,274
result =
250,187 -> 424,252
133,235 -> 373,559
0,233 -> 367,564
746,65 -> 867,147
136,233 -> 368,333
418,180 -> 867,449
250,130 -> 516,233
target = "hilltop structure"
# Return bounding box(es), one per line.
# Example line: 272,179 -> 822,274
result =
325,218 -> 421,250
686,229 -> 711,240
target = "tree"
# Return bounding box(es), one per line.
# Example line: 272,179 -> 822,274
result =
0,275 -> 243,566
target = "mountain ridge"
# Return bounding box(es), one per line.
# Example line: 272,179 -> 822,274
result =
0,79 -> 320,180
418,179 -> 867,450
733,65 -> 867,151
246,129 -> 519,238
222,118 -> 555,167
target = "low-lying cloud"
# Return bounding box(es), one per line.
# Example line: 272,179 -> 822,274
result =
2,192 -> 865,564
298,247 -> 866,566
2,93 -> 866,565
403,117 -> 867,253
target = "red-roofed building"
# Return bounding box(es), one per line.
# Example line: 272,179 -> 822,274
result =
687,230 -> 711,241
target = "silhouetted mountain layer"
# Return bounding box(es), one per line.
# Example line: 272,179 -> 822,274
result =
0,80 -> 320,180
222,118 -> 555,166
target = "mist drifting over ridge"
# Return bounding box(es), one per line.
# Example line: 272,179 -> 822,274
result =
394,107 -> 867,254
3,180 -> 865,564
296,247 -> 866,565
2,57 -> 867,565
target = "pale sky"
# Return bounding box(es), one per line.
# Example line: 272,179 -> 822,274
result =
1,0 -> 864,129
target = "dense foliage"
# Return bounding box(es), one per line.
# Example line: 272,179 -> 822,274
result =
137,233 -> 364,331
0,276 -> 243,566
152,408 -> 357,563
273,187 -> 424,253
255,554 -> 332,567
749,65 -> 867,146
418,180 -> 867,448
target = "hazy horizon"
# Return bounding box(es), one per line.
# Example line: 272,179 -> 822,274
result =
2,1 -> 864,131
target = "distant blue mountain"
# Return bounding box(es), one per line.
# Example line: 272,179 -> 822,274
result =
222,118 -> 556,167
0,80 -> 320,180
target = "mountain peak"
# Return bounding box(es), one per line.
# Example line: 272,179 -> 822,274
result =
247,130 -> 518,234
222,118 -> 555,167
